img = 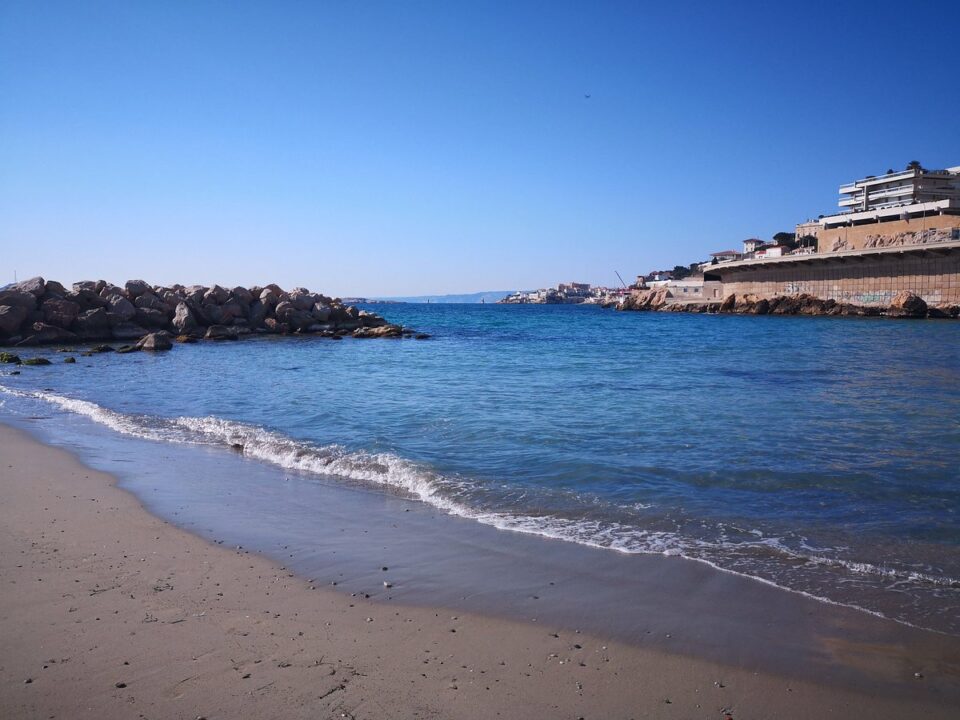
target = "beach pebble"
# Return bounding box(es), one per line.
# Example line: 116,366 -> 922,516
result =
383,581 -> 392,588
24,678 -> 32,684
115,682 -> 127,688
914,672 -> 923,678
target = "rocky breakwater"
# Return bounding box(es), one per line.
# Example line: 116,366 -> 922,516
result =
617,288 -> 958,319
0,278 -> 424,348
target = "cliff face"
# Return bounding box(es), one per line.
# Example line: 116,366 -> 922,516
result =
0,278 -> 423,347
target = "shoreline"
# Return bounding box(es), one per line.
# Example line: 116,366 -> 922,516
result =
3,423 -> 960,718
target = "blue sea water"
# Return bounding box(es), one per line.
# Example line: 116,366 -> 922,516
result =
1,305 -> 959,634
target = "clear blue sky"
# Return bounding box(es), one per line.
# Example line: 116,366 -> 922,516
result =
2,1 -> 958,296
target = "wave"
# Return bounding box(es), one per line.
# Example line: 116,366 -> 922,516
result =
2,384 -> 958,633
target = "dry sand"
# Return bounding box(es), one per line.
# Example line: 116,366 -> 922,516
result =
1,422 -> 958,719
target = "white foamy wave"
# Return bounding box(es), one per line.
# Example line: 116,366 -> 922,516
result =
2,384 -> 957,633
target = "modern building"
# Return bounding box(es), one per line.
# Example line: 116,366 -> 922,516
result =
796,165 -> 960,254
709,250 -> 741,262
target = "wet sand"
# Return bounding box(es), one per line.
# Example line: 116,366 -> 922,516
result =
2,422 -> 959,719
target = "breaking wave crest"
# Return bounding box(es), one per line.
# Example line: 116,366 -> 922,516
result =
2,384 -> 958,633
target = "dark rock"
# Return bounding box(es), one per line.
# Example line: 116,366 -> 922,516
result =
202,303 -> 226,325
22,357 -> 52,365
18,322 -> 78,345
203,285 -> 230,305
105,295 -> 136,323
414,333 -> 430,340
111,322 -> 149,341
90,344 -> 116,353
124,280 -> 151,298
135,307 -> 170,328
0,352 -> 21,364
115,345 -> 139,354
134,292 -> 168,312
64,356 -> 76,363
0,289 -> 39,311
247,300 -> 267,328
137,331 -> 173,351
42,298 -> 81,327
0,304 -> 28,336
74,308 -> 111,339
204,325 -> 238,340
230,286 -> 253,305
14,276 -> 46,297
175,334 -> 197,343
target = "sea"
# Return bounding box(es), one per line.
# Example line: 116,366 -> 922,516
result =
2,304 -> 959,636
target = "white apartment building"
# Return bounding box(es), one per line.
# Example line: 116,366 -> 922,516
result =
821,165 -> 960,229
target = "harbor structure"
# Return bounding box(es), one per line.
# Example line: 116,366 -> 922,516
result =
705,163 -> 960,308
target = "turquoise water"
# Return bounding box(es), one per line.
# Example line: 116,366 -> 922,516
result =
1,304 -> 959,633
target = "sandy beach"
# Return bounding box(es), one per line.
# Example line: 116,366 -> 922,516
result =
1,422 -> 958,719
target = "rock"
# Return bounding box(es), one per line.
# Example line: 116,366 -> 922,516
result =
171,302 -> 199,334
258,288 -> 279,308
90,344 -> 116,353
221,300 -> 246,321
230,286 -> 253,305
414,333 -> 430,340
247,300 -> 268,328
42,280 -> 67,297
42,298 -> 81,327
17,322 -> 78,345
202,303 -> 226,325
22,357 -> 52,365
928,304 -> 959,319
353,324 -> 403,338
289,289 -> 316,311
0,352 -> 21,364
888,291 -> 927,318
0,289 -> 39,311
105,295 -> 136,323
203,285 -> 230,305
74,308 -> 111,339
204,325 -> 238,340
175,335 -> 197,343
0,304 -> 28,336
115,344 -> 139,354
311,303 -> 332,322
64,356 -> 76,363
124,279 -> 151,298
135,307 -> 170,328
14,276 -> 46,297
134,292 -> 168,312
719,294 -> 736,312
137,331 -> 173,351
111,322 -> 149,340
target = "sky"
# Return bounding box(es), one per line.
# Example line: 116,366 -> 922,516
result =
2,1 -> 959,296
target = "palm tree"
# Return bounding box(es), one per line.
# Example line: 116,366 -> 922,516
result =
906,160 -> 925,173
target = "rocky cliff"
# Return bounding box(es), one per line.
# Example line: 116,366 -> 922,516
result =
0,278 -> 423,347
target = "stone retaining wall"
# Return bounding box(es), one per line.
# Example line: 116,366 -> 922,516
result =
711,247 -> 960,307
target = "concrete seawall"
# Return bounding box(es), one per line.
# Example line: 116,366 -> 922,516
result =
704,242 -> 960,308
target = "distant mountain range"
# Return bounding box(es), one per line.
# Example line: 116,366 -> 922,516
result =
365,291 -> 519,304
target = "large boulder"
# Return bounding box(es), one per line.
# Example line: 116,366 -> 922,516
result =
171,302 -> 199,334
205,324 -> 238,340
135,307 -> 170,328
247,299 -> 267,328
230,286 -> 253,305
17,322 -> 78,345
258,288 -> 279,308
14,276 -> 46,297
105,294 -> 136,323
111,322 -> 149,340
203,285 -> 230,305
124,279 -> 152,298
887,291 -> 927,318
73,308 -> 111,339
134,292 -> 169,312
43,280 -> 68,298
0,304 -> 27,336
312,303 -> 332,322
41,297 -> 81,327
137,331 -> 173,351
0,289 -> 39,311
